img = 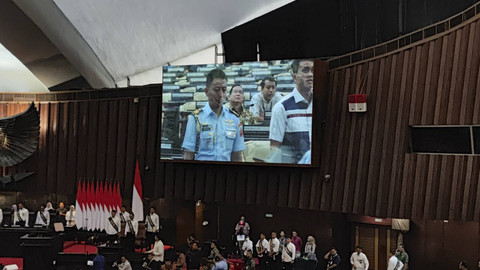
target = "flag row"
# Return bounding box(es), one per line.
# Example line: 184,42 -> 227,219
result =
75,180 -> 122,231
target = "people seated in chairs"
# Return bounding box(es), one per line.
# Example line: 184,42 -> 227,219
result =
113,255 -> 132,270
174,250 -> 187,270
34,204 -> 50,227
162,259 -> 174,270
13,203 -> 29,227
212,254 -> 228,270
146,234 -> 165,263
224,85 -> 255,125
143,253 -> 161,270
65,205 -> 76,227
250,77 -> 282,123
106,209 -> 121,243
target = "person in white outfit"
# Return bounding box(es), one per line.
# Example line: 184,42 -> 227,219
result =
14,203 -> 29,227
242,235 -> 253,257
147,234 -> 164,262
387,250 -> 403,270
34,204 -> 50,226
350,246 -> 369,270
281,237 -> 296,270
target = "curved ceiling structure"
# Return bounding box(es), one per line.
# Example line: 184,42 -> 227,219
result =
12,0 -> 295,88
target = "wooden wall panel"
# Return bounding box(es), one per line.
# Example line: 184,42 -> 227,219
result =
2,11 -> 480,222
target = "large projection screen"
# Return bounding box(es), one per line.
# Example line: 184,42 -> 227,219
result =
160,59 -> 326,166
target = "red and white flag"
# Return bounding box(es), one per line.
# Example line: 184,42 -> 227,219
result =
132,161 -> 144,222
75,181 -> 84,229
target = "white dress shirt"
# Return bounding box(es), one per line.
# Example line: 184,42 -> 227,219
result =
119,211 -> 130,223
282,242 -> 296,263
269,238 -> 280,253
118,260 -> 132,270
350,252 -> 369,270
105,215 -> 121,235
242,239 -> 253,256
146,213 -> 160,232
387,256 -> 403,270
126,217 -> 138,236
147,240 -> 164,262
256,239 -> 269,257
14,208 -> 29,226
35,210 -> 50,226
0,208 -> 3,225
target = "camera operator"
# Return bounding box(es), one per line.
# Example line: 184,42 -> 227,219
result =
112,256 -> 132,270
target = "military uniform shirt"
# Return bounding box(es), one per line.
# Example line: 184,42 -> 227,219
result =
182,104 -> 245,161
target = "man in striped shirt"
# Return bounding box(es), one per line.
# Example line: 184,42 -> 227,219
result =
269,59 -> 314,163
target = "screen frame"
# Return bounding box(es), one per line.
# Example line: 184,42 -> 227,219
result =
159,59 -> 328,168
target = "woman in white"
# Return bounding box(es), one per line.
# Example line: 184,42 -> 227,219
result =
304,236 -> 317,260
147,234 -> 164,262
66,205 -> 76,227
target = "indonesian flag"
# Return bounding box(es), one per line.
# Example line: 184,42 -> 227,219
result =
94,181 -> 100,231
132,161 -> 144,222
115,181 -> 122,213
98,181 -> 105,231
75,181 -> 84,229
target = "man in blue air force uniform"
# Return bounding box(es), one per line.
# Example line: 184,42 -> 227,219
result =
182,68 -> 245,161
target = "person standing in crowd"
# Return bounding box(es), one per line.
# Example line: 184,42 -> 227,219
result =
56,202 -> 68,225
270,60 -> 314,163
45,202 -> 54,213
395,244 -> 409,270
147,234 -> 165,263
242,235 -> 253,258
225,85 -> 255,125
291,231 -> 303,258
115,256 -> 132,270
324,248 -> 341,270
350,245 -> 369,270
387,250 -> 403,270
187,242 -> 201,270
182,68 -> 245,162
186,234 -> 197,249
93,252 -> 106,270
106,209 -> 121,243
119,206 -> 131,224
14,203 -> 29,227
235,216 -> 250,254
268,231 -> 280,270
66,205 -> 76,227
0,207 -> 3,225
244,250 -> 256,270
256,233 -> 269,270
10,204 -> 17,226
146,207 -> 160,250
34,204 -> 50,226
250,77 -> 282,123
282,237 -> 296,270
208,242 -> 220,263
143,253 -> 161,270
212,254 -> 228,270
305,236 -> 317,260
459,261 -> 469,270
278,231 -> 286,255
124,213 -> 138,252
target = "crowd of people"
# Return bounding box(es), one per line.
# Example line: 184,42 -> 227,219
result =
0,201 -> 75,227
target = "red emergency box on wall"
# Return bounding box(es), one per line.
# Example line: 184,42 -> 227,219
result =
348,94 -> 367,112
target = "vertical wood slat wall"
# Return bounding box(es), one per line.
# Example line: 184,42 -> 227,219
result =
2,11 -> 480,222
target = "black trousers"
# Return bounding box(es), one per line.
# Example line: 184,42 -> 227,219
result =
124,234 -> 136,252
146,232 -> 155,250
258,256 -> 267,270
283,262 -> 294,270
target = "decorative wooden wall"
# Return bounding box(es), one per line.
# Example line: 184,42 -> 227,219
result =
2,7 -> 480,222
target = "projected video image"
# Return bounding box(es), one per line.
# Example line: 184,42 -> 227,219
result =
161,59 -> 314,165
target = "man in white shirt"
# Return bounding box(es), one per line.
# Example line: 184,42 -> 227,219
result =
282,237 -> 296,270
14,203 -> 29,227
256,233 -> 269,270
66,205 -> 76,227
116,256 -> 133,270
350,245 -> 369,270
268,232 -> 280,270
0,208 -> 3,225
124,213 -> 138,252
119,206 -> 131,224
250,77 -> 282,122
106,209 -> 121,243
146,207 -> 160,250
242,236 -> 253,257
387,250 -> 403,270
147,234 -> 164,262
34,204 -> 50,226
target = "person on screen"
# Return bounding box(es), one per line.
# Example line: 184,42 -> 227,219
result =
224,84 -> 255,125
34,204 -> 50,226
250,77 -> 282,122
182,68 -> 245,162
269,60 -> 313,163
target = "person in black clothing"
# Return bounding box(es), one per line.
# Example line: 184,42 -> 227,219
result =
187,242 -> 202,270
324,248 -> 341,270
56,202 -> 68,225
